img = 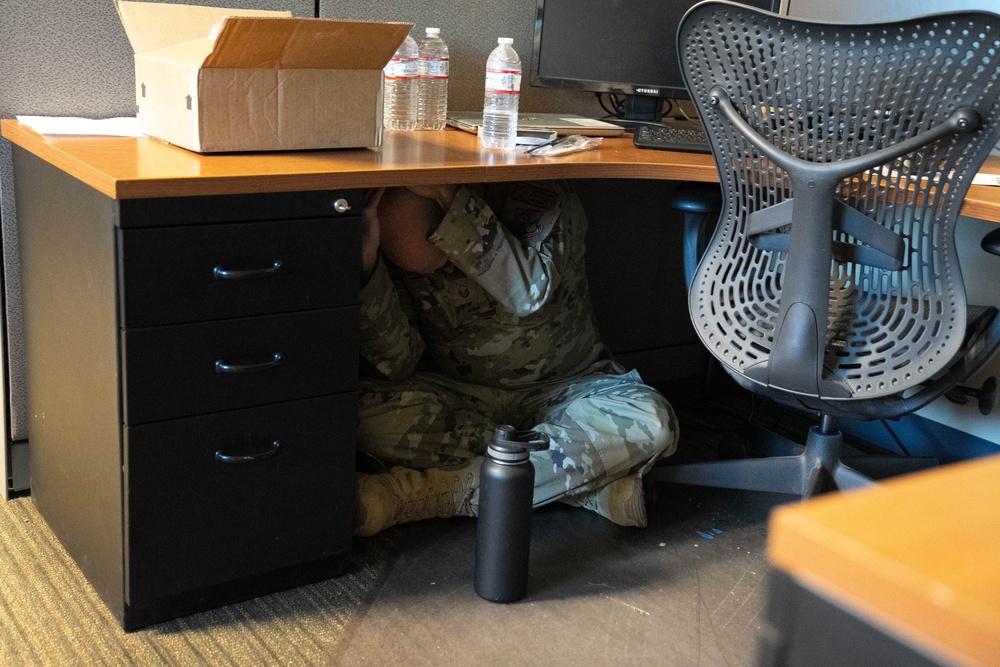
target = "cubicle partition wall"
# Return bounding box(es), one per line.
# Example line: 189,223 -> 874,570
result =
318,0 -> 591,115
0,0 -> 166,496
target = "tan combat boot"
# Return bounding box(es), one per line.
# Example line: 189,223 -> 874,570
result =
562,473 -> 648,528
354,460 -> 482,537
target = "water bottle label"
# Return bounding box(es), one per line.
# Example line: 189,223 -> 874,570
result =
421,58 -> 450,78
485,68 -> 522,94
385,58 -> 419,80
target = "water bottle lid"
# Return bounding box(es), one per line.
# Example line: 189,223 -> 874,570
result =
426,27 -> 440,36
490,425 -> 550,454
487,445 -> 530,464
498,37 -> 513,45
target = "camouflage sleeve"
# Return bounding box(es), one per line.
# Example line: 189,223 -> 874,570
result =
358,257 -> 425,380
427,182 -> 584,317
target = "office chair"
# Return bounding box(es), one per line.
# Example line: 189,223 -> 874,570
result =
670,181 -> 722,291
651,1 -> 1000,497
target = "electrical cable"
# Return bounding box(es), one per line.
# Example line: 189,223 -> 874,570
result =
596,92 -> 620,119
879,418 -> 911,456
661,98 -> 674,121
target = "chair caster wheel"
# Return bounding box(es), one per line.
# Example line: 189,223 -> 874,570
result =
945,376 -> 998,415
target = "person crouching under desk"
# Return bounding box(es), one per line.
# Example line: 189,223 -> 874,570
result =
354,180 -> 678,536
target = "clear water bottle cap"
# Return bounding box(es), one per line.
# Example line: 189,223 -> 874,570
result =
498,37 -> 513,45
426,27 -> 440,36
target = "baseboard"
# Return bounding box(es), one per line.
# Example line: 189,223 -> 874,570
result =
840,412 -> 1000,464
9,439 -> 28,495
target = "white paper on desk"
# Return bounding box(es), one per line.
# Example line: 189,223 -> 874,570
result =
879,163 -> 1000,188
560,117 -> 618,128
972,171 -> 1000,186
16,115 -> 146,138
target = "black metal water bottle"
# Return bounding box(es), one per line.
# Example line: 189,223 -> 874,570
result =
474,425 -> 550,603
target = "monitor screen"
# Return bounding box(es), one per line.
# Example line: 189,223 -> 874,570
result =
530,0 -> 781,124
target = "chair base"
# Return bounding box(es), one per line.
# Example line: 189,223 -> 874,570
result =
649,424 -> 937,499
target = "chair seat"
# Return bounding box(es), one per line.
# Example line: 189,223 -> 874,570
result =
725,303 -> 1000,421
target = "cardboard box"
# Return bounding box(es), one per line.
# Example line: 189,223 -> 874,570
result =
115,1 -> 413,153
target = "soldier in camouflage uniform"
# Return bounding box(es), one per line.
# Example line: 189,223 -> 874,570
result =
355,180 -> 678,536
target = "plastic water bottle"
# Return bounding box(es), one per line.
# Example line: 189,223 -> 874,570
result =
417,28 -> 449,131
481,37 -> 521,151
383,34 -> 419,131
474,426 -> 550,603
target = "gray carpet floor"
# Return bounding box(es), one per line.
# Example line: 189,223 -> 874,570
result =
0,493 -> 399,666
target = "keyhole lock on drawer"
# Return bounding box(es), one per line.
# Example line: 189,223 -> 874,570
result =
333,198 -> 351,213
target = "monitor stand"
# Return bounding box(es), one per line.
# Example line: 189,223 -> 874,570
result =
607,95 -> 665,132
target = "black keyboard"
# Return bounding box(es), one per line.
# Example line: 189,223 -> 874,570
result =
633,124 -> 712,154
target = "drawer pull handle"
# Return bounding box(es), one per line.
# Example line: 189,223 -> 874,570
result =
215,440 -> 282,464
215,352 -> 284,374
213,260 -> 283,280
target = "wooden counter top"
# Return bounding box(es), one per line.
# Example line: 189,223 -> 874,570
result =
5,118 -> 999,223
768,454 -> 1000,666
0,119 -> 718,200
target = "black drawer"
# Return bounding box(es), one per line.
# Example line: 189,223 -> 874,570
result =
122,308 -> 358,424
118,217 -> 361,327
123,395 -> 356,603
117,190 -> 364,229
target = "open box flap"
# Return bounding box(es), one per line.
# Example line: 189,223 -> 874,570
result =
115,0 -> 289,55
202,17 -> 413,69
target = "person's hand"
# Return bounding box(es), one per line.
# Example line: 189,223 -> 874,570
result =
404,184 -> 460,212
379,188 -> 449,274
361,188 -> 384,283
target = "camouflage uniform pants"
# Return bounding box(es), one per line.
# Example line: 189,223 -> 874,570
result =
357,368 -> 678,508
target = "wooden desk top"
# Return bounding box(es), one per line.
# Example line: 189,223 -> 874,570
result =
768,454 -> 1000,666
3,118 -> 1000,222
1,119 -> 718,199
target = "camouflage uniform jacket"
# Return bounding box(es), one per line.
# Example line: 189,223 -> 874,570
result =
359,180 -> 615,388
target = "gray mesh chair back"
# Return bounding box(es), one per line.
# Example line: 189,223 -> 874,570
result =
653,2 -> 1000,496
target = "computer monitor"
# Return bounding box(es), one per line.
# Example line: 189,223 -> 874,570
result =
530,0 -> 782,126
